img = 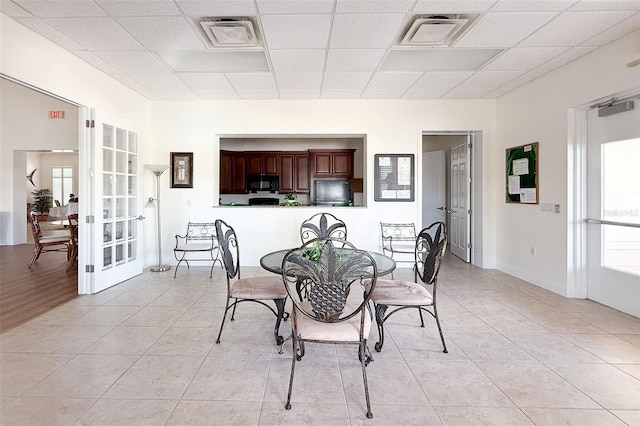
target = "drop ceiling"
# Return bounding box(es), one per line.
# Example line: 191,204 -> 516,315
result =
3,0 -> 639,100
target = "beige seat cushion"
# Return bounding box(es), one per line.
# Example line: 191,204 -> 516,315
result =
295,302 -> 371,342
371,279 -> 433,306
230,276 -> 287,299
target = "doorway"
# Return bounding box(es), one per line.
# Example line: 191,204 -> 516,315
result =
422,132 -> 480,264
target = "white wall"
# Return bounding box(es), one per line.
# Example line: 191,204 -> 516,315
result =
495,29 -> 640,297
148,100 -> 497,267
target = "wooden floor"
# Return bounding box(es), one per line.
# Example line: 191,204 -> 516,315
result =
0,244 -> 78,333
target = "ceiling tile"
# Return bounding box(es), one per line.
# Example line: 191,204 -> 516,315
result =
580,12 -> 640,46
336,0 -> 415,13
95,0 -> 182,16
275,73 -> 323,89
236,89 -> 279,99
157,51 -> 270,73
13,0 -> 105,17
402,88 -> 448,98
108,73 -> 161,99
94,51 -> 170,73
44,17 -> 143,50
367,72 -> 422,90
226,73 -> 277,90
195,90 -> 240,100
330,13 -> 406,48
413,0 -> 496,13
257,0 -> 335,14
455,12 -> 559,48
481,47 -> 569,70
280,89 -> 322,98
261,14 -> 331,49
116,17 -> 205,51
569,0 -> 640,11
455,70 -> 524,89
321,89 -> 365,98
410,71 -> 474,89
325,49 -> 386,71
484,69 -> 548,97
177,73 -> 233,90
0,1 -> 33,17
74,51 -> 122,74
534,46 -> 597,71
381,48 -> 503,71
16,18 -> 85,50
173,0 -> 257,16
323,72 -> 372,90
520,10 -> 636,46
127,73 -> 190,91
442,87 -> 493,98
155,90 -> 199,100
269,50 -> 326,72
360,89 -> 408,98
491,0 -> 578,12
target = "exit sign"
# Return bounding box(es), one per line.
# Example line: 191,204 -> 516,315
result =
49,110 -> 65,119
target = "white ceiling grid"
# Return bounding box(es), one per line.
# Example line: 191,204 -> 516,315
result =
1,0 -> 639,100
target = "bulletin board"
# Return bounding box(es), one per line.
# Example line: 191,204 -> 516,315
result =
506,142 -> 538,204
374,154 -> 414,202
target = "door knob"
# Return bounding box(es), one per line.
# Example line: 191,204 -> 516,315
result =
436,206 -> 445,210
135,215 -> 145,220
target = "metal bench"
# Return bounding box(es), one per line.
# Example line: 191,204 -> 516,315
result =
380,222 -> 417,277
173,222 -> 221,278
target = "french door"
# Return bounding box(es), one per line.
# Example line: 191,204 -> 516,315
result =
83,111 -> 145,293
586,97 -> 640,316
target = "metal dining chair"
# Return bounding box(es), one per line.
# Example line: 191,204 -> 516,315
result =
300,212 -> 347,243
281,237 -> 378,419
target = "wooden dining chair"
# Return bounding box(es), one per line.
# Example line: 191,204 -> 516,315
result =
66,214 -> 79,271
27,212 -> 70,268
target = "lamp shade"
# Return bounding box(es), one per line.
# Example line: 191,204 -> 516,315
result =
145,164 -> 170,174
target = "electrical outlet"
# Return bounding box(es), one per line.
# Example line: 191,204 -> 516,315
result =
530,246 -> 536,255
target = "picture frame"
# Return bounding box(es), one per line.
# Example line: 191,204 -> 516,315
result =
374,154 -> 415,202
506,142 -> 538,204
170,152 -> 193,188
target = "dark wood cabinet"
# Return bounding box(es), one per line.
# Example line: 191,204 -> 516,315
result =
246,152 -> 278,175
220,150 -> 247,194
279,153 -> 309,194
310,149 -> 355,178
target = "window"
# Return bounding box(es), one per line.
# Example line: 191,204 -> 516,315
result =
52,167 -> 73,205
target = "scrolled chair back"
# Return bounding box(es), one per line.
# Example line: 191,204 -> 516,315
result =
300,212 -> 347,244
214,219 -> 240,280
415,221 -> 447,286
282,237 -> 377,325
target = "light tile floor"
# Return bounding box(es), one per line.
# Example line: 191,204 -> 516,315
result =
1,255 -> 639,425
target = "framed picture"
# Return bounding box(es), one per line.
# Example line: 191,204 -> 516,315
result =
170,152 -> 193,188
506,142 -> 538,204
374,154 -> 414,202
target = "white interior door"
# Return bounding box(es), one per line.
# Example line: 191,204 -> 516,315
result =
586,98 -> 640,317
449,139 -> 471,262
422,150 -> 446,229
89,111 -> 145,293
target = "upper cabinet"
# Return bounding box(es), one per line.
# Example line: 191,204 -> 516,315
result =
279,153 -> 310,194
310,149 -> 355,178
220,150 -> 247,194
246,152 -> 279,175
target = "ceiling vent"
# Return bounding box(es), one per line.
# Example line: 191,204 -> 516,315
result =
200,17 -> 261,48
400,15 -> 474,47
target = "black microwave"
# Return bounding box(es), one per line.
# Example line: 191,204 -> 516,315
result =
247,175 -> 279,193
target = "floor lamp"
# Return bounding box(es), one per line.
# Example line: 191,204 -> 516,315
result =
146,164 -> 171,272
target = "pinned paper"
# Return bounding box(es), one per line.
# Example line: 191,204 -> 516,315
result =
512,158 -> 529,175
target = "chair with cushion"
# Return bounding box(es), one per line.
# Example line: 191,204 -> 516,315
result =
214,219 -> 288,346
380,222 -> 417,277
281,237 -> 378,419
300,212 -> 347,243
66,213 -> 79,271
371,221 -> 447,353
173,222 -> 221,278
27,211 -> 70,268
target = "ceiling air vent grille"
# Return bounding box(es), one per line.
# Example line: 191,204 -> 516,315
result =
200,17 -> 261,48
400,15 -> 473,47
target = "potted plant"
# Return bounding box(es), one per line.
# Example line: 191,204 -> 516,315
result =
281,193 -> 301,206
31,188 -> 53,217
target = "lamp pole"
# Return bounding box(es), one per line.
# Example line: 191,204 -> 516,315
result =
146,164 -> 171,272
